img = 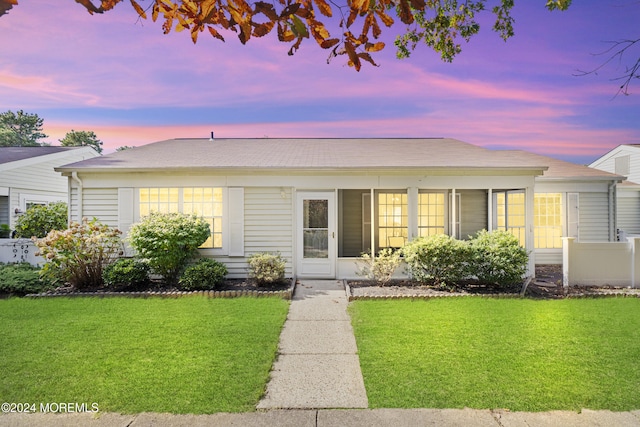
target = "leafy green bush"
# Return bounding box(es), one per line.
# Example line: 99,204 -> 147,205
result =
34,218 -> 123,289
247,252 -> 286,286
102,258 -> 150,291
402,234 -> 470,288
128,212 -> 211,285
356,248 -> 403,286
0,263 -> 53,295
179,258 -> 228,291
14,202 -> 68,238
469,229 -> 529,289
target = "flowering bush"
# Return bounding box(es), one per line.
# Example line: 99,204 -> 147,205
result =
14,202 -> 68,238
128,212 -> 210,285
34,218 -> 123,289
355,248 -> 402,286
179,258 -> 228,290
247,252 -> 286,286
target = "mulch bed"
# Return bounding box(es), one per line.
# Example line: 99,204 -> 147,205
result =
347,265 -> 640,300
21,279 -> 295,299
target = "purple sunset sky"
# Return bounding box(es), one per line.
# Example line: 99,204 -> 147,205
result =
1,1 -> 638,164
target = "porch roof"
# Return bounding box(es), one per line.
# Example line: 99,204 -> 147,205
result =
57,138 -> 551,174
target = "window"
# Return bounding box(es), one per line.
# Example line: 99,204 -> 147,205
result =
184,187 -> 223,249
418,192 -> 446,237
138,187 -> 223,249
495,191 -> 526,245
139,188 -> 178,216
534,193 -> 562,249
377,192 -> 407,249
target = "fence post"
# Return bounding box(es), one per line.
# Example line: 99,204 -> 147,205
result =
562,237 -> 574,289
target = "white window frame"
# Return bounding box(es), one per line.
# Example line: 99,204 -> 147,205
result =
19,193 -> 66,213
135,187 -> 229,256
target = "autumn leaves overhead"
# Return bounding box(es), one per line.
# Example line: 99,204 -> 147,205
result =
0,1 -> 572,71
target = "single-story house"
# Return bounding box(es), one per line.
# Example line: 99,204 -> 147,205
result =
589,144 -> 640,238
0,146 -> 100,232
55,138 -> 623,279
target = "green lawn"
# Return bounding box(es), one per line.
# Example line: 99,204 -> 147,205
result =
0,296 -> 289,414
350,298 -> 640,412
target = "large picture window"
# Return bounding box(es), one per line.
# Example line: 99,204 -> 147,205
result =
534,193 -> 562,249
495,191 -> 526,245
138,187 -> 223,249
377,192 -> 407,249
418,192 -> 446,237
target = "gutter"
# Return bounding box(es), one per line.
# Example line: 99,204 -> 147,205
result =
71,172 -> 83,220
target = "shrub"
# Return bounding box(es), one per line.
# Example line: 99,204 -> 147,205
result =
179,258 -> 228,290
0,263 -> 53,295
469,229 -> 529,289
14,202 -> 68,238
247,252 -> 286,286
102,258 -> 150,291
355,248 -> 402,286
128,212 -> 211,285
401,234 -> 470,288
34,218 -> 123,289
0,224 -> 10,238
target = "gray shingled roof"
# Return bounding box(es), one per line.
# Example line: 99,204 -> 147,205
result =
0,146 -> 80,165
55,138 -> 621,181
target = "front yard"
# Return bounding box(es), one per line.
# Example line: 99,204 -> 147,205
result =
0,296 -> 289,414
350,297 -> 640,412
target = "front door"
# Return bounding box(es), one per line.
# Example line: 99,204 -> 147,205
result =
296,191 -> 336,278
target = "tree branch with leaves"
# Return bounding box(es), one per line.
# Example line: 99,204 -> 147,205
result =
0,0 -> 574,72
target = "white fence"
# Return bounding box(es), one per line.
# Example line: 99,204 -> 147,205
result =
0,239 -> 44,266
562,237 -> 640,287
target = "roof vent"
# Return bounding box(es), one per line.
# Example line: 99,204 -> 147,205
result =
209,131 -> 214,141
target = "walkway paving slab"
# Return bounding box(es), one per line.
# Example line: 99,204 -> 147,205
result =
495,409 -> 640,427
286,298 -> 350,321
257,354 -> 368,409
318,408 -> 499,427
278,320 -> 358,354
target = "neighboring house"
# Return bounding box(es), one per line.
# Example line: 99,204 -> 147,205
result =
0,146 -> 100,232
55,138 -> 623,279
590,144 -> 640,237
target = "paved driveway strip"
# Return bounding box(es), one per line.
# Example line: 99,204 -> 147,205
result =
257,280 -> 368,409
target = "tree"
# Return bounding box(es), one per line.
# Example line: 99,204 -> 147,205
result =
0,109 -> 48,147
0,1 -> 572,72
59,129 -> 103,153
0,1 -> 635,91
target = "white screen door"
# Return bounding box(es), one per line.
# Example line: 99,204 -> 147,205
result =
296,191 -> 335,278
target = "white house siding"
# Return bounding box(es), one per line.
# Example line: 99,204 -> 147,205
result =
0,148 -> 99,229
617,189 -> 640,235
578,192 -> 612,242
212,187 -> 293,278
82,188 -> 119,227
590,146 -> 640,183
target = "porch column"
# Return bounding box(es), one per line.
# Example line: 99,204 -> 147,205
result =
487,189 -> 493,231
525,186 -> 535,277
370,188 -> 375,257
408,187 -> 418,241
451,188 -> 457,239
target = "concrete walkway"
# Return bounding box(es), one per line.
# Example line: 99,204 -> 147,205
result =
257,280 -> 368,409
3,408 -> 640,426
